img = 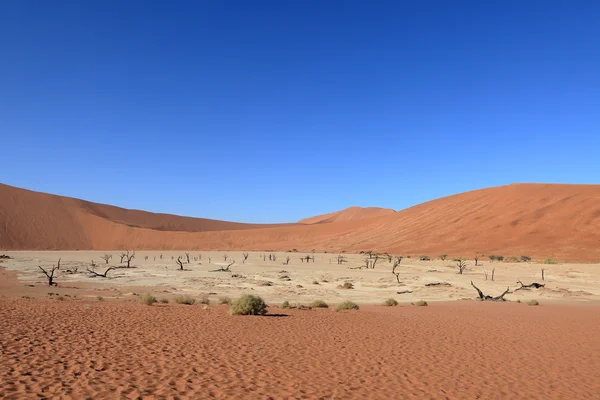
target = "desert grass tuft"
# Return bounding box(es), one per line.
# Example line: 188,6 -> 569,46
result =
309,300 -> 329,308
159,298 -> 169,304
335,300 -> 359,311
281,300 -> 291,309
383,298 -> 398,306
412,300 -> 428,307
527,299 -> 539,306
140,294 -> 157,306
174,295 -> 196,305
229,294 -> 267,315
218,296 -> 231,305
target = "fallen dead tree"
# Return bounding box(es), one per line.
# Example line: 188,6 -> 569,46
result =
210,261 -> 235,272
514,280 -> 545,291
87,266 -> 116,278
470,281 -> 511,301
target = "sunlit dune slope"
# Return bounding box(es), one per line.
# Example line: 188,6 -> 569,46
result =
1,182 -> 599,261
299,206 -> 396,224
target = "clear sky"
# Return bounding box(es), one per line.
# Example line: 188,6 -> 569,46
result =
1,1 -> 599,223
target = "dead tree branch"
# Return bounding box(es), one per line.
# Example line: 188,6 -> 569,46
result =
470,281 -> 511,301
39,264 -> 59,286
392,261 -> 401,284
514,280 -> 545,291
100,254 -> 112,264
176,257 -> 184,271
242,253 -> 249,263
124,250 -> 135,268
210,261 -> 235,272
87,266 -> 116,278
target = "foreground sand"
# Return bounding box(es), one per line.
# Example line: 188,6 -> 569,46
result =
1,298 -> 599,399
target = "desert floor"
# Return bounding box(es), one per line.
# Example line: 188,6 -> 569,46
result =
2,251 -> 600,399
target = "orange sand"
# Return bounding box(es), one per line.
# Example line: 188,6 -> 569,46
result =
1,298 -> 599,399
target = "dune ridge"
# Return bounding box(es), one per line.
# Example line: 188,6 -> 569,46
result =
1,182 -> 599,261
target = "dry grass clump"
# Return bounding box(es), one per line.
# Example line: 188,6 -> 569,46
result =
200,296 -> 210,305
281,300 -> 291,309
312,280 -> 320,285
218,296 -> 231,305
174,295 -> 196,305
96,296 -> 104,301
335,300 -> 359,311
229,294 -> 267,315
310,300 -> 329,308
527,299 -> 540,306
159,298 -> 169,304
259,281 -> 273,287
140,294 -> 157,306
412,300 -> 428,307
383,298 -> 398,306
56,295 -> 65,301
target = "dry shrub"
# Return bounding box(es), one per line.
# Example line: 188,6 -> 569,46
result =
310,300 -> 329,308
140,294 -> 157,306
174,295 -> 196,305
383,298 -> 398,306
218,296 -> 231,305
229,294 -> 267,315
527,299 -> 539,306
335,300 -> 359,311
412,300 -> 428,307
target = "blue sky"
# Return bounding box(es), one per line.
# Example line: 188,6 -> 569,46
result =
1,1 -> 599,223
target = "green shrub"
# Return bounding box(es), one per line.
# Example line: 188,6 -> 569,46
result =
229,294 -> 267,315
140,294 -> 157,306
419,256 -> 430,261
496,256 -> 504,261
335,301 -> 359,311
489,255 -> 497,261
507,256 -> 519,262
543,258 -> 557,264
218,296 -> 231,305
413,300 -> 428,307
159,298 -> 169,304
281,300 -> 291,309
174,295 -> 196,305
383,298 -> 398,306
520,256 -> 531,262
310,300 -> 329,308
527,299 -> 539,306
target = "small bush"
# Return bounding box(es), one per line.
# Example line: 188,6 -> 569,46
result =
335,301 -> 359,311
140,294 -> 157,306
419,256 -> 431,261
338,282 -> 354,289
159,298 -> 169,304
527,299 -> 539,306
413,300 -> 428,307
310,300 -> 329,308
520,255 -> 531,262
281,300 -> 291,309
383,298 -> 398,306
218,296 -> 231,305
312,280 -> 319,285
56,295 -> 65,301
230,294 -> 267,315
439,254 -> 447,261
516,299 -> 521,303
496,256 -> 504,261
174,295 -> 196,305
543,258 -> 557,264
200,296 -> 210,305
97,296 -> 104,301
507,256 -> 519,262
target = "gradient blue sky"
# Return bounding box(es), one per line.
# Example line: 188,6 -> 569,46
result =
1,1 -> 599,222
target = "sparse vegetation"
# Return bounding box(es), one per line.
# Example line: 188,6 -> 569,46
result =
281,300 -> 291,309
97,296 -> 104,301
310,300 -> 329,308
159,298 -> 169,304
218,296 -> 231,305
338,282 -> 354,289
440,254 -> 447,261
456,259 -> 468,275
140,294 -> 157,306
527,299 -> 539,306
100,254 -> 112,264
39,260 -> 60,286
383,298 -> 399,306
419,256 -> 431,261
413,300 -> 428,306
200,296 -> 210,305
174,295 -> 196,305
544,258 -> 557,264
229,294 -> 267,315
312,280 -> 320,285
56,295 -> 65,301
520,255 -> 531,262
335,300 -> 359,311
496,255 -> 504,262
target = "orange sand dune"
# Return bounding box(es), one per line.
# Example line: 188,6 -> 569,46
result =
298,205 -> 396,224
1,298 -> 599,399
1,182 -> 600,261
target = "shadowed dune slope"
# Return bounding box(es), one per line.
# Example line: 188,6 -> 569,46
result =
298,206 -> 396,224
1,182 -> 599,261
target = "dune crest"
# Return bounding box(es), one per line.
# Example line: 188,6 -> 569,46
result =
299,206 -> 396,224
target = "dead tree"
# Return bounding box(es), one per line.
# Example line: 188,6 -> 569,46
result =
284,256 -> 290,265
119,253 -> 127,263
364,258 -> 370,269
392,261 -> 401,284
474,256 -> 479,266
305,255 -> 311,263
210,261 -> 235,272
185,253 -> 190,263
371,255 -> 379,269
242,253 -> 249,263
387,254 -> 393,263
337,255 -> 347,264
208,257 -> 212,263
491,268 -> 495,281
160,254 -> 163,259
541,268 -> 545,281
470,281 -> 510,301
176,257 -> 184,271
124,250 -> 135,268
456,259 -> 468,275
484,270 -> 488,280
396,256 -> 403,263
514,280 -> 545,291
39,264 -> 59,286
272,254 -> 277,262
87,266 -> 115,278
100,254 -> 112,264
223,253 -> 229,262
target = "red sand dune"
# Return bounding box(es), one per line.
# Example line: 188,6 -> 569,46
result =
1,182 -> 600,261
1,298 -> 599,399
298,206 -> 396,224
